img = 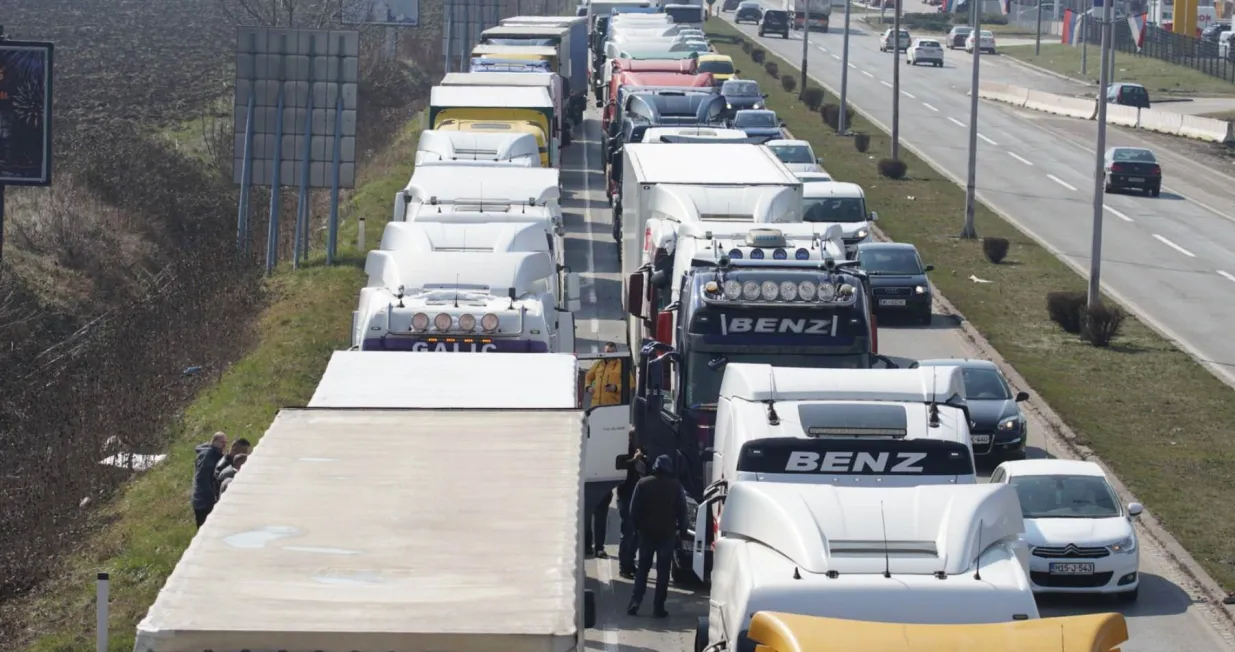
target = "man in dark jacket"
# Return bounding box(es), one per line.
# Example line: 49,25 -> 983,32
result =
615,427 -> 646,578
192,432 -> 227,528
627,454 -> 687,618
214,437 -> 251,494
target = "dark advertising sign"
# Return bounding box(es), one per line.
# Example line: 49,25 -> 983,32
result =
736,437 -> 976,476
0,41 -> 54,186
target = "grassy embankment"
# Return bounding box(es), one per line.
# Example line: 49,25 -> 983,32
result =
1000,43 -> 1235,96
707,18 -> 1235,589
8,116 -> 422,652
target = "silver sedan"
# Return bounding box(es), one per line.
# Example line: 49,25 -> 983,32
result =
907,38 -> 944,67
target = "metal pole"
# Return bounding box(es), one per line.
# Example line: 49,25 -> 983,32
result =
358,217 -> 366,253
1108,27 -> 1116,83
1035,0 -> 1043,55
839,0 -> 853,133
328,71 -> 344,264
237,92 -> 256,257
1088,0 -> 1114,311
445,0 -> 454,74
0,185 -> 7,265
266,59 -> 288,275
96,572 -> 109,652
891,1 -> 902,158
800,3 -> 811,98
1082,12 -> 1088,74
294,43 -> 316,268
961,5 -> 982,238
464,0 -> 472,56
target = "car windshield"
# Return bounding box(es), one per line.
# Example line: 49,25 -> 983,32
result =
736,112 -> 776,126
723,81 -> 760,96
960,367 -> 1011,400
804,197 -> 867,223
765,10 -> 788,20
698,59 -> 735,74
739,1 -> 759,7
954,27 -> 973,34
918,40 -> 941,48
979,30 -> 993,37
1112,148 -> 1156,163
1009,475 -> 1122,519
684,43 -> 710,52
768,144 -> 814,163
1118,85 -> 1149,100
858,248 -> 922,274
686,351 -> 869,406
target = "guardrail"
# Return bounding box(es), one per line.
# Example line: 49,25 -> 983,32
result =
976,81 -> 1234,144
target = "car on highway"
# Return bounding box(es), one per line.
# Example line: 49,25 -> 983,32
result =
879,28 -> 912,52
1103,82 -> 1151,109
907,38 -> 944,66
759,9 -> 792,38
731,109 -> 784,138
989,459 -> 1143,603
765,138 -> 823,173
965,29 -> 997,53
720,79 -> 767,114
910,358 -> 1029,461
722,0 -> 743,10
1103,147 -> 1162,197
697,53 -> 738,82
682,41 -> 712,53
796,170 -> 833,182
854,241 -> 933,324
735,1 -> 763,23
946,25 -> 973,49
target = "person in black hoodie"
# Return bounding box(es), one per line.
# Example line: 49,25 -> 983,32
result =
615,427 -> 646,578
191,432 -> 227,528
214,438 -> 251,495
627,454 -> 687,618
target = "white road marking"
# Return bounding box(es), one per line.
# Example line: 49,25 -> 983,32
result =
1218,270 -> 1235,283
596,558 -> 620,652
831,53 -> 841,60
947,116 -> 966,127
1047,174 -> 1077,191
1008,151 -> 1034,166
923,102 -> 939,111
580,120 -> 601,341
1104,205 -> 1134,222
849,62 -> 857,68
1153,234 -> 1196,257
977,133 -> 997,145
863,70 -> 874,77
901,90 -> 916,99
881,80 -> 893,88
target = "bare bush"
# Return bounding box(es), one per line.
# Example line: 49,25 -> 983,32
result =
1082,302 -> 1126,347
1046,291 -> 1087,334
982,237 -> 1010,264
877,158 -> 908,179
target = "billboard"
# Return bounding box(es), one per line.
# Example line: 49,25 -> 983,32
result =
0,41 -> 54,186
343,0 -> 421,26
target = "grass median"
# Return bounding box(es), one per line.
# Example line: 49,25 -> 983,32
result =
1001,43 -> 1235,96
707,18 -> 1235,590
6,119 -> 421,652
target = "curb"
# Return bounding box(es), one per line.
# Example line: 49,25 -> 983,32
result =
1000,54 -> 1097,87
764,30 -> 1235,628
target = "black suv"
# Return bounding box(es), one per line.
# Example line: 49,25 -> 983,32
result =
759,10 -> 791,38
735,1 -> 763,23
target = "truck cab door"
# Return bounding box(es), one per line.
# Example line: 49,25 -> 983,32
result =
692,482 -> 727,583
636,344 -> 682,464
557,310 -> 576,354
577,353 -> 634,484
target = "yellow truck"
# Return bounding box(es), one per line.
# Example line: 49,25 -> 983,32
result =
741,611 -> 1129,652
428,85 -> 559,168
439,72 -> 570,147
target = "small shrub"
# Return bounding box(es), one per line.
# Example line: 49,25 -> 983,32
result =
751,48 -> 766,63
781,74 -> 797,92
821,103 -> 840,130
764,61 -> 779,77
853,132 -> 870,152
981,13 -> 1009,25
982,237 -> 1009,264
1082,302 -> 1126,347
741,39 -> 753,54
877,158 -> 908,179
802,86 -> 825,110
1046,291 -> 1087,334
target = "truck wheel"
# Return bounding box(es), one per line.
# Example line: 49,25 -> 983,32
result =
695,617 -> 709,652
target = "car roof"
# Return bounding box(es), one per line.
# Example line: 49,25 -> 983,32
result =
915,358 -> 1000,371
1108,146 -> 1155,156
766,139 -> 809,147
736,109 -> 774,116
698,53 -> 732,61
951,25 -> 972,30
856,241 -> 917,252
998,459 -> 1107,479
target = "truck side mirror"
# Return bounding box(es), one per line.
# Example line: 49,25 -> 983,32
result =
645,355 -> 664,393
1015,391 -> 1030,402
392,191 -> 409,222
869,211 -> 879,221
625,271 -> 646,318
924,264 -> 935,272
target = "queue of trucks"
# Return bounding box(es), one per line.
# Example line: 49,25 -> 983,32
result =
130,1 -> 1132,650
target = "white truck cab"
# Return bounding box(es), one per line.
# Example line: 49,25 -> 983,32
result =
415,129 -> 542,167
354,249 -> 580,353
695,481 -> 1036,652
801,181 -> 876,254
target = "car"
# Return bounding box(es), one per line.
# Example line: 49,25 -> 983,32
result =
880,28 -> 912,52
854,241 -> 933,324
909,359 -> 1029,461
1103,147 -> 1162,196
759,9 -> 791,38
682,42 -> 712,53
731,109 -> 784,138
735,1 -> 763,23
722,0 -> 743,11
764,138 -> 822,173
1102,82 -> 1151,109
946,25 -> 973,49
907,38 -> 944,66
989,459 -> 1143,602
965,29 -> 996,53
795,170 -> 833,182
720,79 -> 767,114
697,53 -> 737,82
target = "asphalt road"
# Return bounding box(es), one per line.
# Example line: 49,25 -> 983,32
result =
721,4 -> 1235,387
561,96 -> 1235,650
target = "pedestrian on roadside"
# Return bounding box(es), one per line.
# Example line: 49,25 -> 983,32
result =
584,342 -> 631,407
627,454 -> 688,618
217,453 -> 247,496
214,438 -> 251,489
615,426 -> 646,578
584,487 -> 614,559
192,432 -> 227,529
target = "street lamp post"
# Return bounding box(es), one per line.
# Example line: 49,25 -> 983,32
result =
800,3 -> 811,98
960,1 -> 982,238
1035,0 -> 1043,55
1088,0 -> 1115,311
891,0 -> 902,158
839,0 -> 853,133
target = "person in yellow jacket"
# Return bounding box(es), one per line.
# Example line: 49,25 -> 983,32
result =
586,342 -> 633,406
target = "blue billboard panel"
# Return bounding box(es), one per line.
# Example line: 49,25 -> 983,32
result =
0,41 -> 54,186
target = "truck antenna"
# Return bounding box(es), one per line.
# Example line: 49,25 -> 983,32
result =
928,368 -> 941,428
396,285 -> 406,309
765,368 -> 780,425
454,274 -> 461,308
879,501 -> 891,579
972,520 -> 984,581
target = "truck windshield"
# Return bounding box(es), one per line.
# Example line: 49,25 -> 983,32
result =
698,59 -> 735,75
665,6 -> 703,23
685,351 -> 868,407
803,197 -> 867,223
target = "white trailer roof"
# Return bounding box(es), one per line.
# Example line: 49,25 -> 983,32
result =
625,143 -> 797,185
406,165 -> 561,205
364,250 -> 555,296
471,44 -> 561,58
483,25 -> 571,37
135,408 -> 582,652
431,85 -> 553,109
380,221 -> 548,255
720,364 -> 967,404
310,351 -> 578,408
441,72 -> 557,88
501,16 -> 587,25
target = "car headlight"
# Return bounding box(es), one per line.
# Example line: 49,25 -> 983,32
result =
914,285 -> 927,295
1109,535 -> 1137,554
853,228 -> 869,239
752,102 -> 762,109
726,102 -> 733,109
998,417 -> 1021,431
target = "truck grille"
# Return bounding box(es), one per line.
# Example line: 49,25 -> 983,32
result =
1032,544 -> 1110,559
1030,571 -> 1113,588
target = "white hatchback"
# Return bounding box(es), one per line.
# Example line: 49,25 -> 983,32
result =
965,29 -> 997,53
908,38 -> 944,67
990,459 -> 1142,602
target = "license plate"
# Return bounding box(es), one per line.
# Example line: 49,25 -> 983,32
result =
1127,177 -> 1144,182
879,299 -> 906,306
1049,562 -> 1095,575
971,434 -> 991,445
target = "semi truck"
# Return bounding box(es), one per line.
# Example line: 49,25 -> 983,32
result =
414,129 -> 542,167
484,19 -> 589,105
134,351 -> 617,651
438,72 -> 570,146
429,85 -> 559,168
789,0 -> 833,31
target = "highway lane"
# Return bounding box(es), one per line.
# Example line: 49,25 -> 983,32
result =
564,85 -> 1235,652
722,8 -> 1235,384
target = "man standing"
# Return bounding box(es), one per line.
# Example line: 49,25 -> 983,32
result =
584,342 -> 630,407
192,432 -> 227,529
627,454 -> 687,618
583,487 -> 613,559
615,427 -> 646,578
